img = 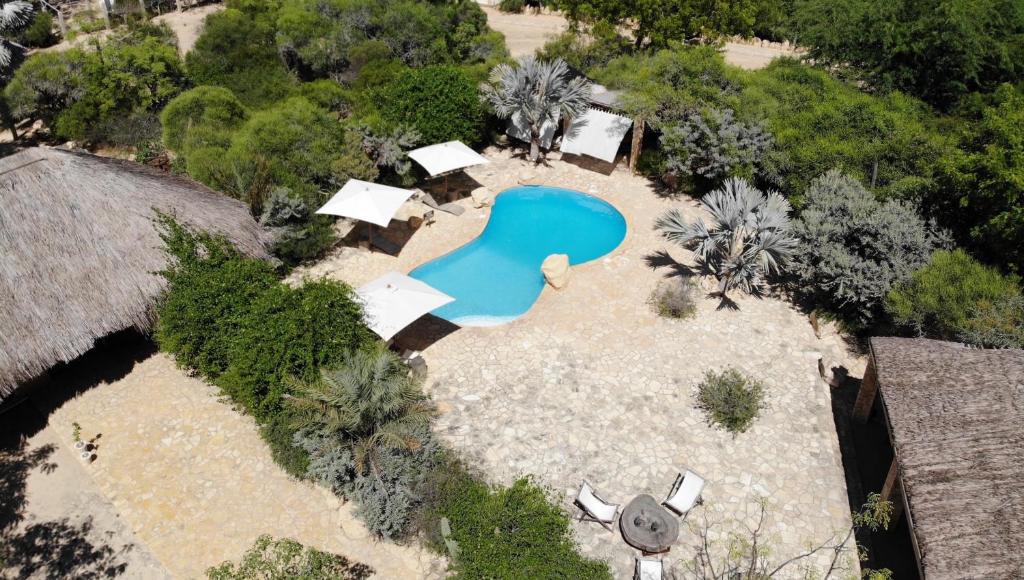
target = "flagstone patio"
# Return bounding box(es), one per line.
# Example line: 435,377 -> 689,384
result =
295,148 -> 863,577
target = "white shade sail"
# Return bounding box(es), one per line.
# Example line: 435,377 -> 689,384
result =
315,179 -> 416,227
507,112 -> 556,150
408,141 -> 489,177
560,108 -> 633,163
356,271 -> 455,341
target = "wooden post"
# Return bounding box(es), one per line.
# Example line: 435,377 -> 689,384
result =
629,118 -> 645,174
852,357 -> 878,423
880,457 -> 905,524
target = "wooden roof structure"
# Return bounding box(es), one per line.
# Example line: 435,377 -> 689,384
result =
863,337 -> 1024,579
0,147 -> 270,397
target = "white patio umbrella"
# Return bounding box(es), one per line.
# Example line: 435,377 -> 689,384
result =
356,271 -> 455,341
315,179 -> 416,249
408,141 -> 489,196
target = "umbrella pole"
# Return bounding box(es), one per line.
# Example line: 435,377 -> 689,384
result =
444,174 -> 449,200
368,223 -> 374,249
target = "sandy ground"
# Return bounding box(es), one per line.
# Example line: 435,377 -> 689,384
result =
152,3 -> 224,54
482,6 -> 799,69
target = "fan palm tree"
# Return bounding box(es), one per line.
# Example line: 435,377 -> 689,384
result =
1,1 -> 33,139
480,57 -> 591,163
287,346 -> 436,475
656,178 -> 798,297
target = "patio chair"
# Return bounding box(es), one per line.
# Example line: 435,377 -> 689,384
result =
574,480 -> 619,532
421,192 -> 466,216
634,557 -> 664,580
663,469 -> 705,517
423,209 -> 436,226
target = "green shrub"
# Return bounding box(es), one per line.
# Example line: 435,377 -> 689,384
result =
261,411 -> 310,479
429,473 -> 612,579
695,368 -> 766,435
957,295 -> 1024,350
297,79 -> 349,113
90,111 -> 162,149
17,9 -> 59,48
161,86 -> 248,152
4,49 -> 87,127
791,171 -> 944,328
659,107 -> 772,190
498,0 -> 525,13
271,216 -> 338,267
375,65 -> 484,146
886,249 -> 1022,341
650,278 -> 699,319
537,23 -> 635,75
206,535 -> 372,580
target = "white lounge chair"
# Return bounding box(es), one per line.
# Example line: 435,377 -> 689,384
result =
663,469 -> 705,517
634,557 -> 664,580
574,480 -> 619,532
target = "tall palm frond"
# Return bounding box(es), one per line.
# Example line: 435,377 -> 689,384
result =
0,1 -> 33,71
655,177 -> 798,297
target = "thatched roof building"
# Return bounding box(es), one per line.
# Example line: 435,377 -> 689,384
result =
853,337 -> 1024,579
0,147 -> 270,398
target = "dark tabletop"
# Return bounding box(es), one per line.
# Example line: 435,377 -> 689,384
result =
619,494 -> 680,553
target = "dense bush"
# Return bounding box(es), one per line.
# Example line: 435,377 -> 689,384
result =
791,171 -> 945,328
16,9 -> 59,48
428,473 -> 612,578
186,8 -> 296,108
375,65 -> 484,146
4,49 -> 87,127
537,23 -> 632,73
160,86 -> 248,152
650,278 -> 699,319
792,0 -> 1024,109
660,107 -> 773,189
957,295 -> 1024,349
206,535 -> 372,580
886,249 -> 1022,342
695,368 -> 766,435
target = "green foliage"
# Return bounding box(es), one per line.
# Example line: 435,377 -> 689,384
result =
650,278 -> 699,319
792,0 -> 1024,109
429,473 -> 612,579
271,216 -> 339,267
957,295 -> 1024,349
695,368 -> 766,435
551,0 -> 762,48
886,249 -> 1022,341
186,8 -> 297,108
160,85 -> 248,153
498,0 -> 525,12
297,79 -> 348,112
206,535 -> 372,580
659,107 -> 772,189
4,49 -> 87,125
938,84 -> 1024,274
537,23 -> 632,73
791,171 -> 944,328
376,65 -> 484,146
16,9 -> 58,48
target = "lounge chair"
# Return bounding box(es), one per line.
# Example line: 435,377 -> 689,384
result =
421,192 -> 466,216
575,480 -> 619,532
634,557 -> 664,580
370,235 -> 401,255
663,469 -> 705,517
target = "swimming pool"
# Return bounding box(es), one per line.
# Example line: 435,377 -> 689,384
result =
409,186 -> 627,326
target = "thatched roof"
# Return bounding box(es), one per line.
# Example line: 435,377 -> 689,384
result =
870,337 -> 1024,579
0,147 -> 270,397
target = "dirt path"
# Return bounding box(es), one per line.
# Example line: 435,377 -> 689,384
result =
152,3 -> 224,55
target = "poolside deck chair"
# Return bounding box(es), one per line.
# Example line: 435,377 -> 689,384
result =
574,480 -> 619,532
370,234 -> 401,255
663,469 -> 705,517
421,192 -> 466,216
634,557 -> 664,580
423,210 -> 436,226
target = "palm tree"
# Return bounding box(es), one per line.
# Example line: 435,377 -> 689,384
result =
480,57 -> 591,163
656,178 -> 797,297
287,346 -> 436,475
1,1 -> 33,139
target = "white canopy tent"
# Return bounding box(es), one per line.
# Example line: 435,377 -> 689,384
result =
507,112 -> 556,150
560,108 -> 633,164
315,179 -> 416,227
408,141 -> 489,177
356,271 -> 455,341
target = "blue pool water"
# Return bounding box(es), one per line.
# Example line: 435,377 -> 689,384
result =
409,186 -> 627,326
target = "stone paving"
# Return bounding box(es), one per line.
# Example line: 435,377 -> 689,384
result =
44,354 -> 443,579
294,149 -> 863,578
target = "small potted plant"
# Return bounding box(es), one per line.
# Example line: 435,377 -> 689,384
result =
72,422 -> 86,451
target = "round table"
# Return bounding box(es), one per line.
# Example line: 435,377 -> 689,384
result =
619,494 -> 679,554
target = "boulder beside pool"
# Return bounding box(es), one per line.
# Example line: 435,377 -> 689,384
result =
471,186 -> 494,208
542,254 -> 570,289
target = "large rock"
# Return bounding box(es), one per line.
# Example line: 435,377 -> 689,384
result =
541,254 -> 570,289
471,186 -> 494,208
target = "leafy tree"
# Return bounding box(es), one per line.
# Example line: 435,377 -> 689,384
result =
3,48 -> 86,128
479,57 -> 591,162
288,346 -> 436,476
791,171 -> 944,328
792,0 -> 1024,109
886,249 -> 1022,341
160,85 -> 248,152
660,107 -> 773,189
355,123 -> 421,183
537,22 -> 632,74
656,177 -> 797,297
377,65 -> 484,146
551,0 -> 761,49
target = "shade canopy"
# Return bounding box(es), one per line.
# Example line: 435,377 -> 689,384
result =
507,112 -> 556,150
316,179 -> 416,227
356,271 -> 455,341
560,108 -> 633,163
408,141 -> 489,177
